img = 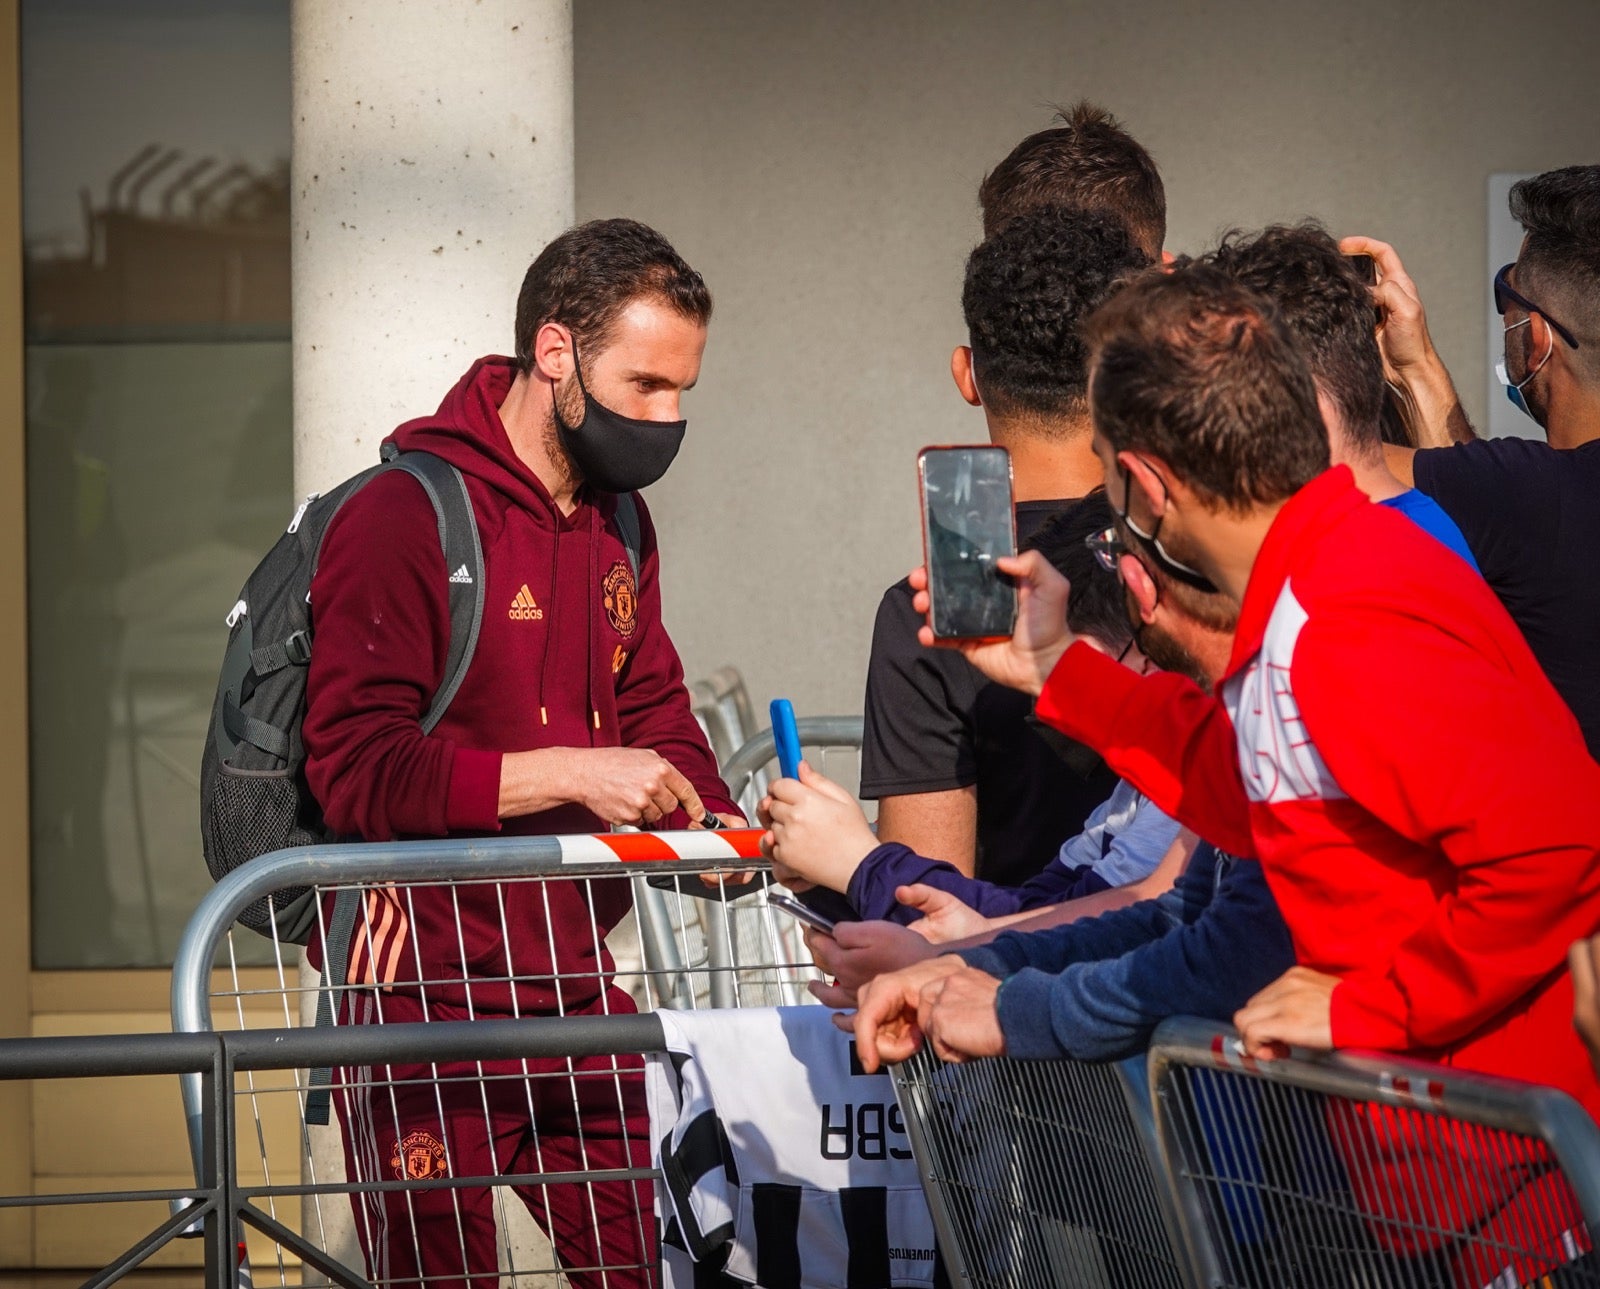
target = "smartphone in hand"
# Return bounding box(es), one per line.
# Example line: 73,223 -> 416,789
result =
918,445 -> 1017,641
767,891 -> 838,934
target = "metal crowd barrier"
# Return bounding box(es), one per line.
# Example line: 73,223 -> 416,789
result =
688,664 -> 759,766
169,829 -> 817,1287
892,1047 -> 1193,1289
0,1015 -> 666,1289
1149,1017 -> 1600,1289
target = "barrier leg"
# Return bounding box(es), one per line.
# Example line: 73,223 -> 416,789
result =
203,1044 -> 236,1289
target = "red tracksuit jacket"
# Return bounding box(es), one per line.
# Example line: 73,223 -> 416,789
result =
1037,467 -> 1600,1282
302,355 -> 739,1015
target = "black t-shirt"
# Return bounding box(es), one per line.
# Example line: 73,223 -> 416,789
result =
860,498 -> 1118,886
1414,436 -> 1600,759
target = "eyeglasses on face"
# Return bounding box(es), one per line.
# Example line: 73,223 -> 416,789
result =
1084,526 -> 1127,573
1494,263 -> 1580,350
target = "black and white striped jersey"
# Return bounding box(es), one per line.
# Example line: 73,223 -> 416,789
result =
647,1007 -> 938,1288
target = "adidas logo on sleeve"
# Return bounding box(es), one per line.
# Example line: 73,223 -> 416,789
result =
448,564 -> 473,585
508,584 -> 544,621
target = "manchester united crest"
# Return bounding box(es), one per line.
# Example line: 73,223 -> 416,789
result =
391,1130 -> 449,1181
603,561 -> 638,639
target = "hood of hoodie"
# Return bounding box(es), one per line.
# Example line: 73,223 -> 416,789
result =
384,354 -> 616,531
382,354 -> 619,769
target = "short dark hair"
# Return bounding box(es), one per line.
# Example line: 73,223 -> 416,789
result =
979,101 -> 1166,257
962,205 -> 1151,425
1200,223 -> 1385,457
1510,166 -> 1600,376
1084,264 -> 1330,511
513,218 -> 712,372
1024,492 -> 1131,653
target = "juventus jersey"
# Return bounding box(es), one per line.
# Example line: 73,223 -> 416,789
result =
647,1007 -> 938,1289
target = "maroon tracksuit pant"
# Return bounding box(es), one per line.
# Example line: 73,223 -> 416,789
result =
334,989 -> 655,1289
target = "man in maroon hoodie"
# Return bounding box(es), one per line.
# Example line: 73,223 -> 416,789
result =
303,218 -> 742,1288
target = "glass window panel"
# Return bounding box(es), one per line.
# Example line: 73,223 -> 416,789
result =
23,0 -> 291,968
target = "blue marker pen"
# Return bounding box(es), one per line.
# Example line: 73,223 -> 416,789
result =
770,698 -> 802,779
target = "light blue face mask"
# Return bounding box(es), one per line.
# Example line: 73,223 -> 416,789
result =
1495,317 -> 1552,421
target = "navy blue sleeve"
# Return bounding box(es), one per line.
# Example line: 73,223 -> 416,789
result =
968,853 -> 1298,1063
847,843 -> 1038,924
960,852 -> 1207,978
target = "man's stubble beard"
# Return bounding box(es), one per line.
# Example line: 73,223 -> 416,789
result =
542,374 -> 586,494
1123,584 -> 1211,692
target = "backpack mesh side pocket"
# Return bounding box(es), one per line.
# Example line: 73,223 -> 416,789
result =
201,745 -> 320,939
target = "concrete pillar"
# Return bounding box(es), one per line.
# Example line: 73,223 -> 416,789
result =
289,3 -> 573,1278
290,0 -> 575,497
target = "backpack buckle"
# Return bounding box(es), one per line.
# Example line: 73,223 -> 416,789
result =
282,630 -> 312,666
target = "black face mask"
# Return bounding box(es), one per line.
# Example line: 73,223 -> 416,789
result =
551,341 -> 686,494
1116,463 -> 1220,595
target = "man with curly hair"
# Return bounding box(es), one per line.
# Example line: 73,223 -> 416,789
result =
859,200 -> 1153,886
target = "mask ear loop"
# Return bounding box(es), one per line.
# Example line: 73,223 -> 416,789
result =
568,333 -> 593,397
549,329 -> 589,432
1119,547 -> 1162,668
1527,315 -> 1557,382
1503,315 -> 1555,388
1117,461 -> 1218,593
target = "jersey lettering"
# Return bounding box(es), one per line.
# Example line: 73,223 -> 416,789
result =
819,1102 -> 913,1160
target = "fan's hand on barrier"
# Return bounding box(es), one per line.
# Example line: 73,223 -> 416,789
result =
910,552 -> 1076,697
843,954 -> 971,1072
918,967 -> 1006,1064
898,884 -> 991,943
1234,965 -> 1338,1060
804,920 -> 937,992
762,762 -> 877,893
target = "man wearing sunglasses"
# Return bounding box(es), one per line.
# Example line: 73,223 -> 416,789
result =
1352,165 -> 1600,759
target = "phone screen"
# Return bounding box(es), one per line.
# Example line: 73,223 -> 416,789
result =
919,446 -> 1017,640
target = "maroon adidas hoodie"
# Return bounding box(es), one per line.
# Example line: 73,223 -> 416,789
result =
303,355 -> 739,1014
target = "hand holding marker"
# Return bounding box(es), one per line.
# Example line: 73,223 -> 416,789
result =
766,698 -> 859,928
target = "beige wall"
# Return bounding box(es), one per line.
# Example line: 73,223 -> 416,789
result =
574,0 -> 1600,723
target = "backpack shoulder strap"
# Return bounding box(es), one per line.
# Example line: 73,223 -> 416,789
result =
615,491 -> 643,580
390,452 -> 486,733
